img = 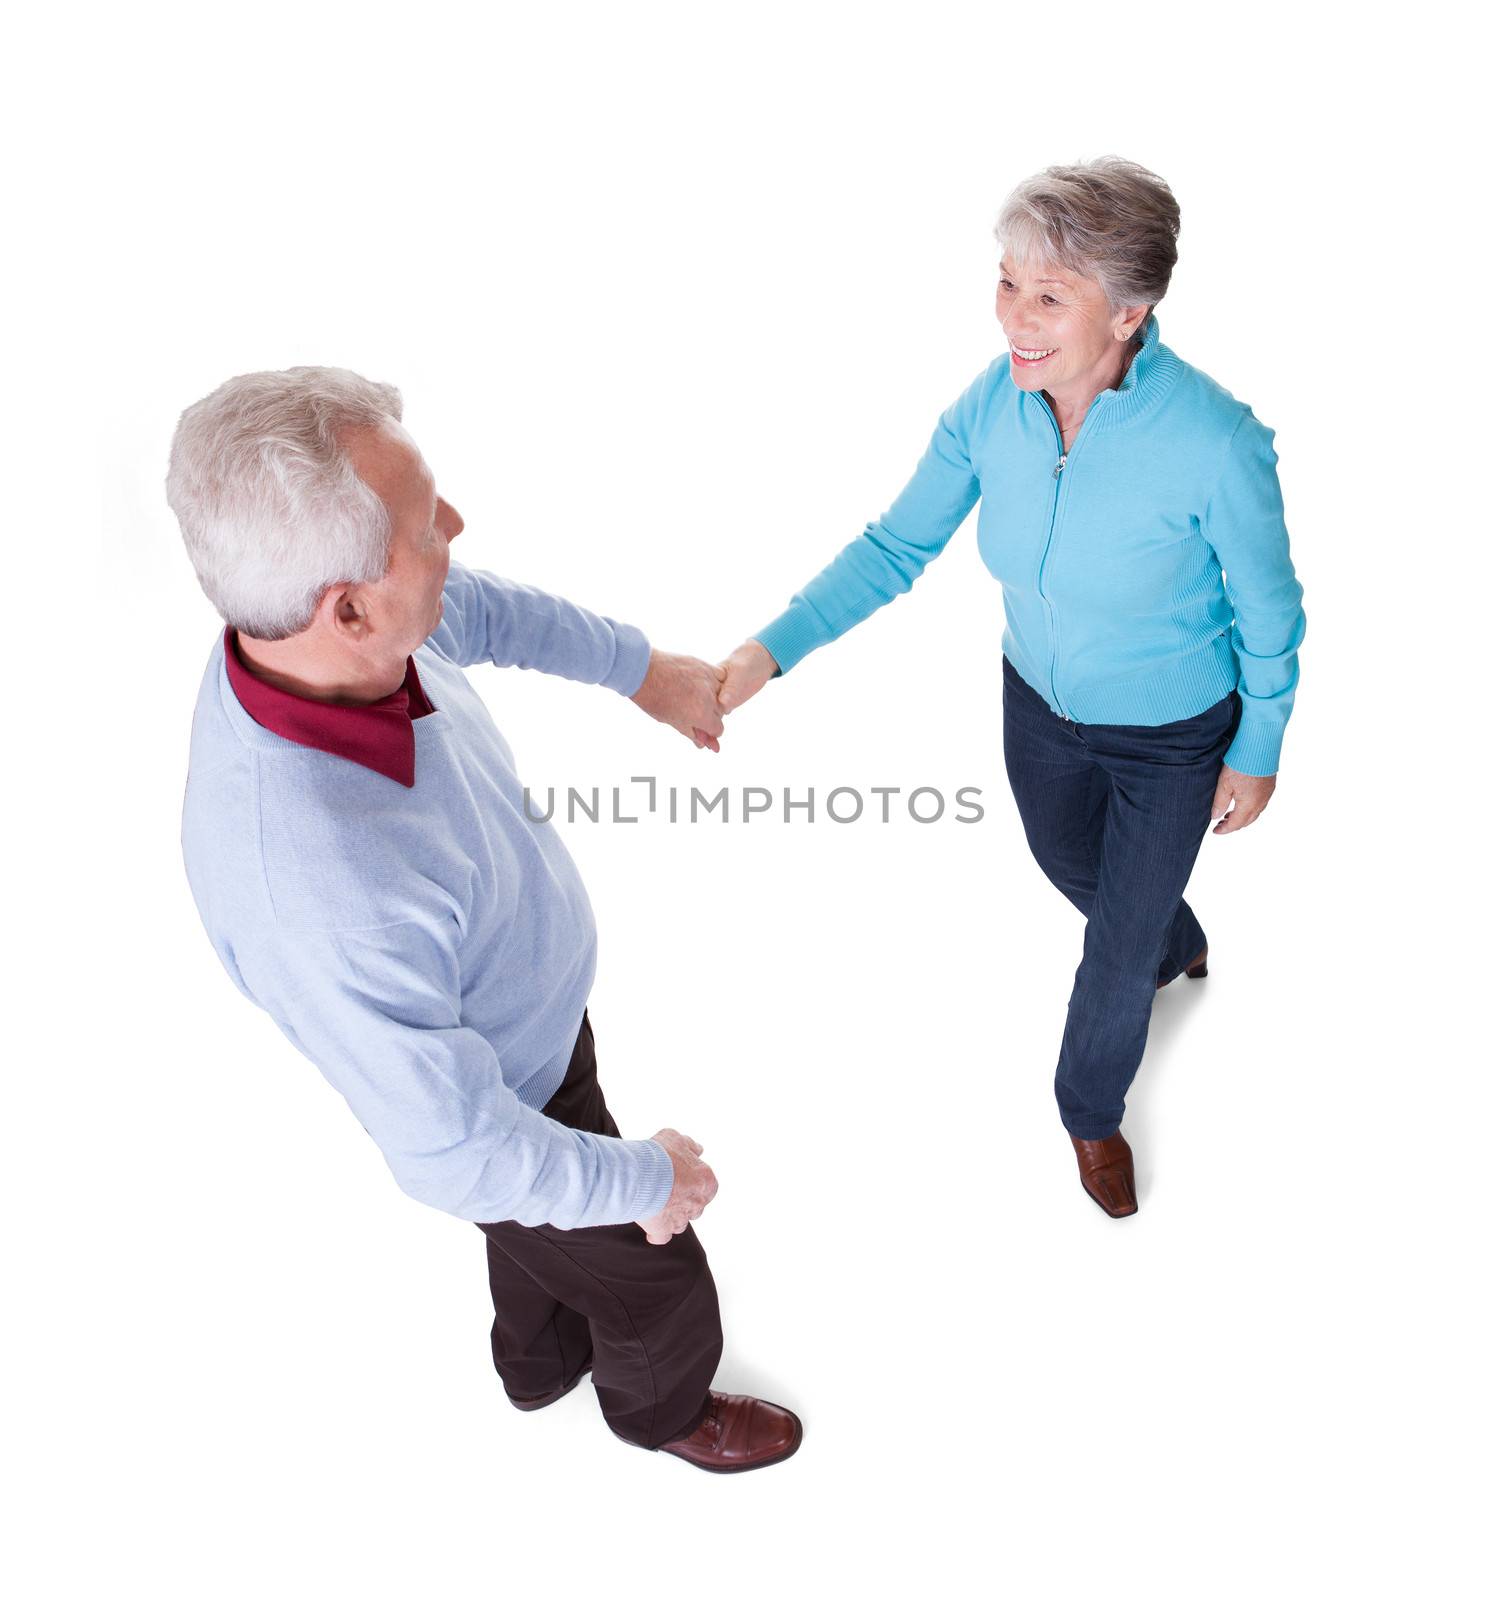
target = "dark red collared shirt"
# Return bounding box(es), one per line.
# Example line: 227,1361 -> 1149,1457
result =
223,625 -> 434,788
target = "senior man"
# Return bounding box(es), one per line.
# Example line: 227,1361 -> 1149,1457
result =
171,365 -> 801,1473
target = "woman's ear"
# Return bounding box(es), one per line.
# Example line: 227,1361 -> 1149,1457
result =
1116,303 -> 1150,341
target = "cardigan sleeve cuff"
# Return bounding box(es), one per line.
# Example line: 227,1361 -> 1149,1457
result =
1223,713 -> 1287,778
753,607 -> 831,675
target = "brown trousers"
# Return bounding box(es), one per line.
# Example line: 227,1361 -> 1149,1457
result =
475,1011 -> 722,1448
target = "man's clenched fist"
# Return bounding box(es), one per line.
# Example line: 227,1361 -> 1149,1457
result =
637,1127 -> 719,1245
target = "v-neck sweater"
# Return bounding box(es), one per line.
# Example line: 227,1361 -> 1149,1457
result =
181,562 -> 673,1229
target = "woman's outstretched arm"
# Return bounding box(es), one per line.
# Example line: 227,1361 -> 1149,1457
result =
719,359 -> 1001,711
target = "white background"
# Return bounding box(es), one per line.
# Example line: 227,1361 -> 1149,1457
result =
11,2 -> 1493,1595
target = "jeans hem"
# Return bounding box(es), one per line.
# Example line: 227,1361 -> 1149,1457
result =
1061,1119 -> 1123,1141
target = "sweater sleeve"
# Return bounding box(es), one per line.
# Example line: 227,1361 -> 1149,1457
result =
752,363 -> 993,673
1202,410 -> 1307,776
431,560 -> 652,696
236,918 -> 674,1229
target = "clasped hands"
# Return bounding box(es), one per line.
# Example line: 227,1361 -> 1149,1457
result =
627,640 -> 779,753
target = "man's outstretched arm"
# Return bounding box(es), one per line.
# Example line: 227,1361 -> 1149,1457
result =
432,560 -> 723,746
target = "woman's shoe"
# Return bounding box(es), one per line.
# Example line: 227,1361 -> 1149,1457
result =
1157,946 -> 1208,990
1069,1133 -> 1139,1218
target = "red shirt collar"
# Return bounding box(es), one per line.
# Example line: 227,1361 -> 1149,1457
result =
223,626 -> 434,788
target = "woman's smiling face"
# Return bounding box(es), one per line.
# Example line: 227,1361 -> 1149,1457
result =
995,255 -> 1146,404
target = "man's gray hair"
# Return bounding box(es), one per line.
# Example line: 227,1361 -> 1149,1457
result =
994,156 -> 1181,316
166,366 -> 404,640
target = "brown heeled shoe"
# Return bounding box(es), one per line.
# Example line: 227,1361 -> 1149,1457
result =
1157,946 -> 1208,990
1069,1132 -> 1139,1218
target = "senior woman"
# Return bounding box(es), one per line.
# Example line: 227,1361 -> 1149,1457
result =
715,157 -> 1306,1219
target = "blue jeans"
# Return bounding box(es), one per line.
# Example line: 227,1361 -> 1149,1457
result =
1001,653 -> 1242,1140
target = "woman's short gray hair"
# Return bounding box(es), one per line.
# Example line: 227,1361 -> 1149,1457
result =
166,366 -> 404,640
994,156 -> 1181,316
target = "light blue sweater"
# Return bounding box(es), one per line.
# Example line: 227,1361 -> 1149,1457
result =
181,562 -> 675,1228
755,313 -> 1306,776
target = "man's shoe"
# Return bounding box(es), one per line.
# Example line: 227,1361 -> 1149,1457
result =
657,1391 -> 803,1474
1157,946 -> 1209,990
1070,1133 -> 1139,1218
507,1361 -> 592,1412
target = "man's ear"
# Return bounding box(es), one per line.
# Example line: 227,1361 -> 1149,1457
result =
322,583 -> 371,641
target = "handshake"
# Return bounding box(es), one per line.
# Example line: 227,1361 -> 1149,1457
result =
628,640 -> 779,753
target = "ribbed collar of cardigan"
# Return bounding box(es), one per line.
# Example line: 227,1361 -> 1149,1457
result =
1035,310 -> 1184,434
222,624 -> 433,788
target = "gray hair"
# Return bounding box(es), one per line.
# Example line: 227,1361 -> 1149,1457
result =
994,156 -> 1181,317
166,366 -> 404,640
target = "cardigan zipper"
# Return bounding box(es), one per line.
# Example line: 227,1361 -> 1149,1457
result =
1040,459 -> 1070,719
1029,396 -> 1069,717
1030,396 -> 1075,723
1030,390 -> 1113,723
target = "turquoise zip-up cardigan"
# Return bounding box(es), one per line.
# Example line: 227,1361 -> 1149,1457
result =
754,312 -> 1306,776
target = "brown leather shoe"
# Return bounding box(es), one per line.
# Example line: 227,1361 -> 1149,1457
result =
1070,1133 -> 1139,1218
507,1361 -> 592,1412
1157,946 -> 1208,990
657,1391 -> 803,1474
